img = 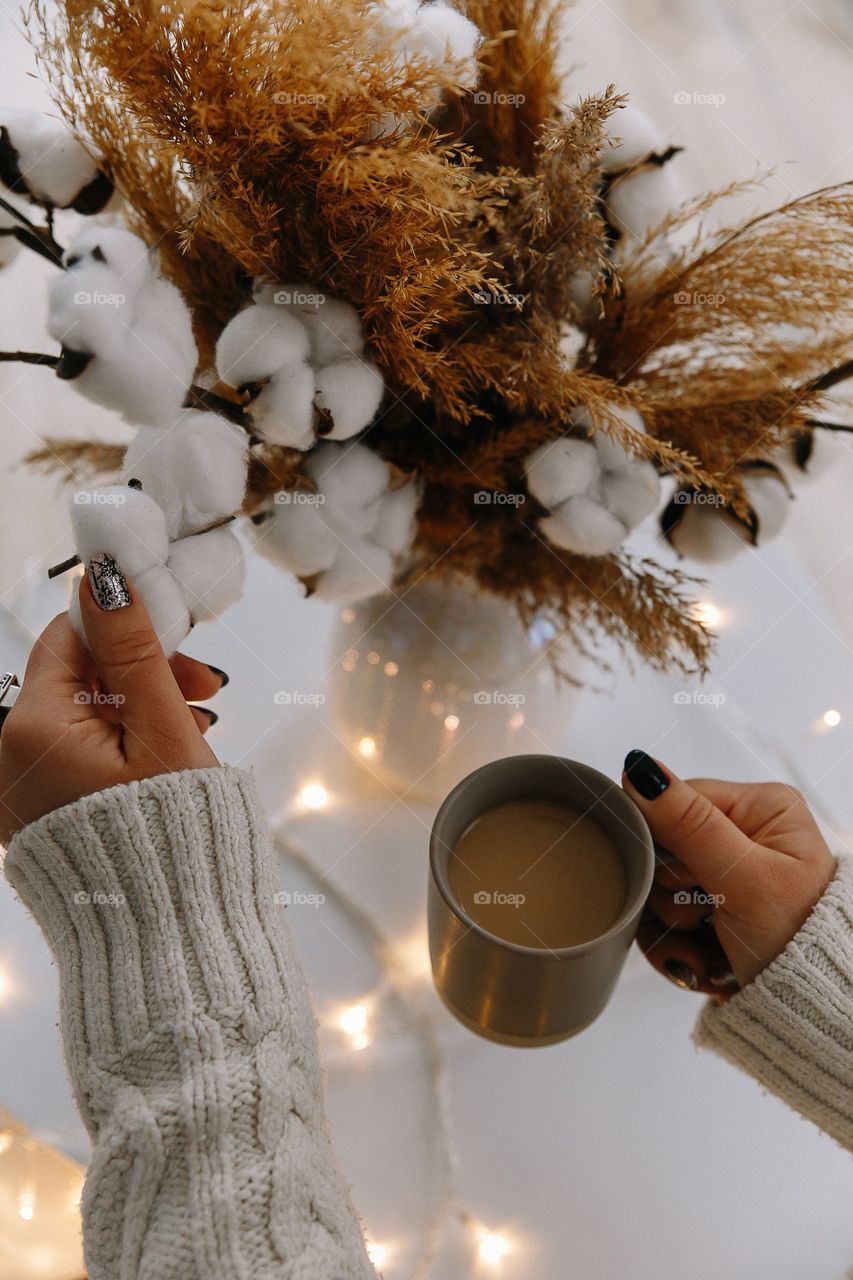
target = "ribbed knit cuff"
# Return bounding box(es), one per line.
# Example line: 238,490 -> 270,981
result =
695,856 -> 853,1152
3,767 -> 375,1280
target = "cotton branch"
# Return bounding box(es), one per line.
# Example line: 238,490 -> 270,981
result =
0,194 -> 64,265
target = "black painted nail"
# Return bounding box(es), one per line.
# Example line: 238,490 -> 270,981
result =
663,958 -> 699,991
88,553 -> 131,611
624,749 -> 670,800
196,706 -> 219,727
708,966 -> 737,989
206,664 -> 230,688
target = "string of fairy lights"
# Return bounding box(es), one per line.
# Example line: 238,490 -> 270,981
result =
0,596 -> 851,1276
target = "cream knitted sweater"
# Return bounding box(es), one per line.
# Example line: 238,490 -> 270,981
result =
4,767 -> 852,1279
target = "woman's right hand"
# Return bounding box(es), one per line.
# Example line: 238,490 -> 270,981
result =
621,750 -> 837,995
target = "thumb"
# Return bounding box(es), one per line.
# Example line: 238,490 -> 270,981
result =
622,750 -> 761,906
79,555 -> 199,764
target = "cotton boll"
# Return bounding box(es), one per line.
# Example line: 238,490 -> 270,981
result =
0,108 -> 112,211
133,565 -> 191,657
404,4 -> 481,86
601,461 -> 660,529
252,363 -> 317,449
48,258 -> 136,361
123,412 -> 248,538
63,226 -> 151,297
308,442 -> 391,536
603,104 -> 663,172
167,527 -> 246,621
312,539 -> 394,603
372,482 -> 419,554
216,305 -> 311,387
303,298 -> 365,365
744,470 -> 790,542
313,359 -> 384,439
607,163 -> 683,244
525,438 -> 599,509
540,496 -> 626,557
70,486 -> 170,579
665,504 -> 747,563
254,497 -> 340,578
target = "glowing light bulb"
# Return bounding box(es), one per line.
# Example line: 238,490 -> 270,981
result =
367,650 -> 381,665
299,783 -> 329,811
358,736 -> 377,759
339,1002 -> 370,1050
508,711 -> 524,730
0,1130 -> 12,1156
384,661 -> 399,677
366,1241 -> 389,1267
444,714 -> 460,732
692,600 -> 722,628
0,967 -> 9,1003
18,1191 -> 35,1221
823,708 -> 841,728
478,1230 -> 510,1265
341,608 -> 355,623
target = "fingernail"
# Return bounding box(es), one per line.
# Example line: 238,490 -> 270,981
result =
624,749 -> 670,800
708,966 -> 737,989
663,958 -> 699,991
196,706 -> 219,727
88,553 -> 131,611
205,664 -> 230,688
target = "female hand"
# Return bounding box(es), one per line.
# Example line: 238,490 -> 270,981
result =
622,750 -> 837,995
0,558 -> 224,846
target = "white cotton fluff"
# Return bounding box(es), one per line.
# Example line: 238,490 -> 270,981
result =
304,298 -> 365,365
0,108 -> 107,210
371,0 -> 481,88
167,527 -> 246,621
667,471 -> 790,563
257,441 -> 419,602
606,163 -> 683,245
0,205 -> 22,270
69,486 -> 170,579
215,304 -> 311,385
603,104 -> 665,172
372,482 -> 420,554
525,437 -> 600,510
48,227 -> 197,427
132,564 -> 192,656
122,411 -> 248,539
307,440 -> 390,536
540,497 -> 627,558
313,360 -> 384,439
253,365 -> 318,449
527,404 -> 661,557
311,539 -> 395,603
254,498 -> 340,578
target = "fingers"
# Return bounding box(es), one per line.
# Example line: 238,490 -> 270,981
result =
15,614 -> 90,709
622,750 -> 765,910
169,653 -> 228,703
636,911 -> 738,998
78,566 -> 204,769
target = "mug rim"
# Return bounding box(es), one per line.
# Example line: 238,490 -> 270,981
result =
429,754 -> 655,958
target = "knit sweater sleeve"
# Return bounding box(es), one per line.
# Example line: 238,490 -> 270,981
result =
694,855 -> 853,1152
2,766 -> 376,1280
